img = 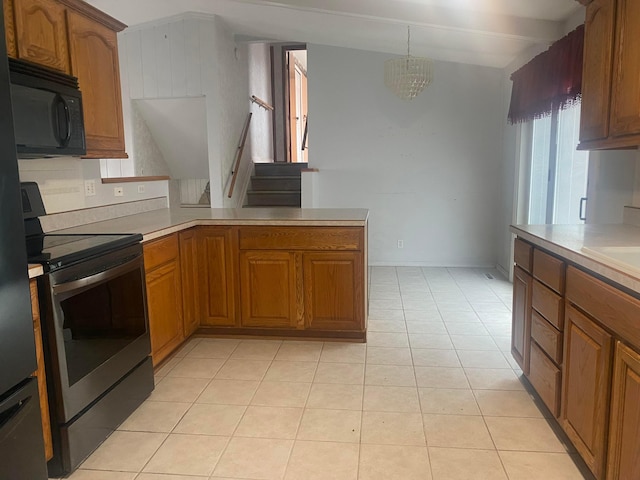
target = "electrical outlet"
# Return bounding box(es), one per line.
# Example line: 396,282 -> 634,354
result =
397,240 -> 404,249
84,180 -> 96,197
137,184 -> 145,194
114,187 -> 124,197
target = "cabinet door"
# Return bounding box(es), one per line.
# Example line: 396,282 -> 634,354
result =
579,0 -> 616,144
606,342 -> 640,480
198,227 -> 237,327
239,250 -> 298,328
609,0 -> 640,138
179,228 -> 200,336
561,304 -> 613,479
66,10 -> 126,158
11,0 -> 69,72
512,266 -> 532,375
303,252 -> 364,332
29,279 -> 52,461
144,237 -> 184,366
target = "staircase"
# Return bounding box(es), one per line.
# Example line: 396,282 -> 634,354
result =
245,162 -> 307,207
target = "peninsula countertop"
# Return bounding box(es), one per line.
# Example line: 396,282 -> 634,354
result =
511,223 -> 640,294
53,208 -> 370,242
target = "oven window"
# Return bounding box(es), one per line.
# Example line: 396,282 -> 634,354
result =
59,269 -> 146,386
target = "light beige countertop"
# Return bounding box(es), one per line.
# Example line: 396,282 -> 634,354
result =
28,264 -> 44,279
511,223 -> 640,294
54,208 -> 369,242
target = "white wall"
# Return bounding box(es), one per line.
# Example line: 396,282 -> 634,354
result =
118,14 -> 251,207
18,157 -> 168,214
308,44 -> 504,267
586,151 -> 638,224
248,43 -> 274,162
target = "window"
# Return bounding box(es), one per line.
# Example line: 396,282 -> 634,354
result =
527,102 -> 589,224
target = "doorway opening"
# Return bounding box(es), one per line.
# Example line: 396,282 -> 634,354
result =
271,44 -> 308,163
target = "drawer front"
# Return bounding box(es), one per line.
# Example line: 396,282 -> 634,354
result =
514,238 -> 533,273
531,311 -> 563,365
532,280 -> 564,330
533,249 -> 565,294
566,266 -> 640,350
529,342 -> 562,417
143,234 -> 179,271
239,227 -> 362,251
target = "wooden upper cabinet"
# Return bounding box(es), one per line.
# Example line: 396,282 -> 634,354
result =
579,0 -> 615,144
66,8 -> 127,158
609,0 -> 640,139
10,0 -> 70,72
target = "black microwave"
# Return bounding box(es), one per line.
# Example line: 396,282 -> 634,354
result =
9,58 -> 86,158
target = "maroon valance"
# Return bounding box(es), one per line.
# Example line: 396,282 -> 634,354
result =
508,24 -> 584,124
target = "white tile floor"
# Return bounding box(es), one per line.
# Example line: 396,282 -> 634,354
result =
57,267 -> 592,480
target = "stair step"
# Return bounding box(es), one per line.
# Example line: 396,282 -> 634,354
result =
246,190 -> 301,207
251,176 -> 301,191
254,162 -> 308,177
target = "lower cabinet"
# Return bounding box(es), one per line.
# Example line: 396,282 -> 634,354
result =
179,228 -> 200,337
512,265 -> 532,374
607,342 -> 640,480
303,252 -> 363,331
143,234 -> 184,366
239,250 -> 298,328
561,304 -> 613,480
197,227 -> 237,327
29,278 -> 53,461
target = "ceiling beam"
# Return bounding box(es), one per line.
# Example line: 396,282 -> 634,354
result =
232,0 -> 565,43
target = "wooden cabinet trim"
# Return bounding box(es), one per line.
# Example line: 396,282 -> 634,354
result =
531,310 -> 563,365
533,248 -> 566,294
566,266 -> 640,350
561,304 -> 613,479
143,233 -> 179,271
4,0 -> 18,57
606,341 -> 640,480
529,341 -> 562,417
532,279 -> 564,331
514,238 -> 533,273
512,265 -> 532,375
239,226 -> 362,251
29,279 -> 53,461
58,0 -> 126,31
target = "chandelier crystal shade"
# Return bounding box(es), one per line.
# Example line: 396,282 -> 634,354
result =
384,26 -> 433,100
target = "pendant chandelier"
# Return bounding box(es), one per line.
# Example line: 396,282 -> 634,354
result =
384,26 -> 433,100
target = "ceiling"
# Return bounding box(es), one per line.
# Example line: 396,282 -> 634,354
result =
86,0 -> 583,68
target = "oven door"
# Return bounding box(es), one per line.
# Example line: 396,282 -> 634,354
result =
45,244 -> 150,422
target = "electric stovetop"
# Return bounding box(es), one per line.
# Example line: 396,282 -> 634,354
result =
26,233 -> 143,272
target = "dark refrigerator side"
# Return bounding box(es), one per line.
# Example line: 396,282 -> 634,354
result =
0,6 -> 48,480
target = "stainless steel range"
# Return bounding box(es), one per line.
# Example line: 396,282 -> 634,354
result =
22,182 -> 154,476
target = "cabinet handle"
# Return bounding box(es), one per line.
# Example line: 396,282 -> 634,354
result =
579,197 -> 587,221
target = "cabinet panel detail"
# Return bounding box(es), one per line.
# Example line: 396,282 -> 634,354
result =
531,310 -> 563,365
239,226 -> 362,251
303,252 -> 364,332
514,238 -> 533,273
533,249 -> 565,294
198,227 -> 236,327
532,280 -> 564,330
240,250 -> 297,328
179,228 -> 200,336
607,342 -> 640,480
529,341 -> 562,417
561,304 -> 613,479
512,265 -> 532,375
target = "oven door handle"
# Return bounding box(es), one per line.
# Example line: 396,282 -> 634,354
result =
52,256 -> 141,296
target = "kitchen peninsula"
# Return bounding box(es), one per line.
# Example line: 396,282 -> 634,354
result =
510,221 -> 640,480
55,207 -> 369,365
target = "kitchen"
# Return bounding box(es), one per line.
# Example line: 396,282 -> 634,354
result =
1,0 -> 639,479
